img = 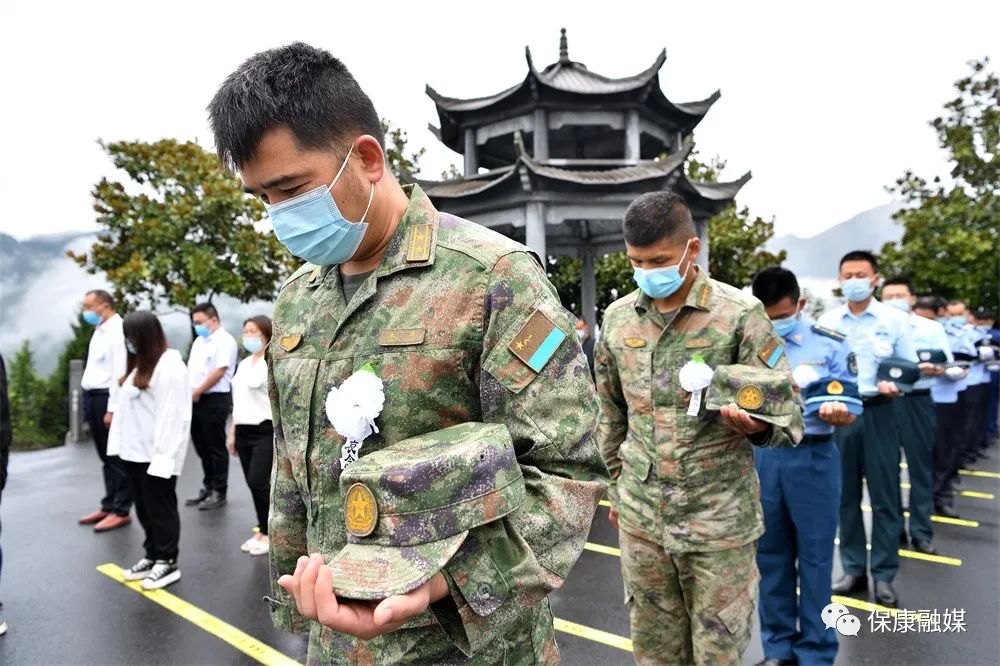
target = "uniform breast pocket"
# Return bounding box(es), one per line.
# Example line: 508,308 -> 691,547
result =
618,347 -> 653,414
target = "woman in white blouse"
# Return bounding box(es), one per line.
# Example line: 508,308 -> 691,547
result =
107,311 -> 190,590
227,316 -> 274,557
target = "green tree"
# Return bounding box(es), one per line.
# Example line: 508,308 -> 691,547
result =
685,155 -> 786,288
879,58 -> 999,308
382,119 -> 426,184
38,312 -> 93,443
7,341 -> 54,449
70,139 -> 297,314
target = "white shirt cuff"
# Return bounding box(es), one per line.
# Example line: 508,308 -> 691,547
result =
147,455 -> 175,479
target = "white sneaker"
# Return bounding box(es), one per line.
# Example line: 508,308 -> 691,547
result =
247,539 -> 269,556
0,620 -> 7,636
122,557 -> 155,581
141,561 -> 181,590
240,537 -> 256,552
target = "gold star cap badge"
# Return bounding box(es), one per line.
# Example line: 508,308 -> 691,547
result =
827,380 -> 844,395
736,384 -> 765,411
344,483 -> 378,537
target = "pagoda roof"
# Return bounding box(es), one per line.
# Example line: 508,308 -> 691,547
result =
427,29 -> 720,155
420,137 -> 750,220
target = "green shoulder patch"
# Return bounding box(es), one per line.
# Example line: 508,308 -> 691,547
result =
696,284 -> 711,309
758,337 -> 785,368
812,324 -> 847,342
508,310 -> 567,373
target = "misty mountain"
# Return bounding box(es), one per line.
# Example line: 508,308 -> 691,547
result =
767,203 -> 903,280
0,232 -> 273,377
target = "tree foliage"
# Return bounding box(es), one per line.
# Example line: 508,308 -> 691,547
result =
880,58 -> 999,308
685,155 -> 786,288
382,119 -> 426,184
70,139 -> 297,313
7,341 -> 53,449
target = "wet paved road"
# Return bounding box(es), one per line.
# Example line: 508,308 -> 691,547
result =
1,439 -> 997,665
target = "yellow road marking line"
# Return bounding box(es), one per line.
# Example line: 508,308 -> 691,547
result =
959,469 -> 1000,479
831,594 -> 926,619
599,499 -> 612,507
959,490 -> 996,499
900,482 -> 992,499
554,618 -> 633,652
584,542 -> 622,557
97,563 -> 302,666
859,504 -> 979,528
833,539 -> 961,566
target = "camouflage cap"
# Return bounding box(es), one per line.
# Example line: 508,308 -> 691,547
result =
704,364 -> 798,428
876,357 -> 920,392
330,422 -> 525,600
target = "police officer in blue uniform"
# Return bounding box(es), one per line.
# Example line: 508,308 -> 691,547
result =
751,267 -> 860,666
881,278 -> 953,555
818,251 -> 917,608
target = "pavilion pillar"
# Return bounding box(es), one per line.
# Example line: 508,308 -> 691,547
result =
525,202 -> 547,261
625,109 -> 641,161
533,108 -> 549,160
464,128 -> 477,177
581,246 -> 597,332
695,218 -> 710,271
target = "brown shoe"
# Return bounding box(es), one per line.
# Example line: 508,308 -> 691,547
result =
79,510 -> 110,525
94,514 -> 131,532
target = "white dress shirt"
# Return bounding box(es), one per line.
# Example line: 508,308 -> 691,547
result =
80,313 -> 128,413
107,349 -> 191,478
232,355 -> 273,426
187,326 -> 238,393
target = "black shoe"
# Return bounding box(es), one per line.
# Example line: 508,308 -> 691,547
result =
755,660 -> 797,666
874,580 -> 898,607
185,488 -> 209,506
832,574 -> 867,595
911,539 -> 937,555
935,504 -> 960,519
197,490 -> 226,511
899,531 -> 909,546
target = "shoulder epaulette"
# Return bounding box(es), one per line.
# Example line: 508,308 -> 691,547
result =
812,324 -> 846,341
281,263 -> 318,289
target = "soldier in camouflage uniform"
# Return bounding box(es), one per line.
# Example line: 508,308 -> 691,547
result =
208,43 -> 608,665
594,192 -> 803,665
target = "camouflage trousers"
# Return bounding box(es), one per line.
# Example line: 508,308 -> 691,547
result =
619,530 -> 759,665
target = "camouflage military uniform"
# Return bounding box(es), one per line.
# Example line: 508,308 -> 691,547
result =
267,184 -> 608,665
594,272 -> 803,665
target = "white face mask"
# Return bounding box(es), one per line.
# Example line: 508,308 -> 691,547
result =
576,329 -> 587,341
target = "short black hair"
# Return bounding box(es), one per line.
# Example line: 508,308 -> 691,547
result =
208,42 -> 383,170
882,276 -> 914,293
751,266 -> 800,306
623,192 -> 695,247
86,289 -> 115,309
839,250 -> 879,271
192,303 -> 219,320
914,296 -> 940,312
973,307 -> 996,321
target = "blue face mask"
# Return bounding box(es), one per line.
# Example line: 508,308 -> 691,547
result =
194,324 -> 211,338
633,238 -> 694,299
885,299 -> 911,314
771,312 -> 799,338
841,278 -> 874,302
125,340 -> 137,355
82,310 -> 102,326
948,316 -> 967,328
243,336 -> 264,354
265,146 -> 375,267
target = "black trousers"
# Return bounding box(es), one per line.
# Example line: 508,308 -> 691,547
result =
961,384 -> 989,462
190,393 -> 232,493
897,393 -> 936,543
933,400 -> 963,508
123,460 -> 180,561
83,390 -> 131,515
235,420 -> 274,535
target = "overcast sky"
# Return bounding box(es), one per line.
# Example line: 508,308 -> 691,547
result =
0,0 -> 995,242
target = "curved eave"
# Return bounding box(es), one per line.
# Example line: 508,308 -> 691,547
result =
521,141 -> 692,186
676,171 -> 752,216
526,47 -> 666,96
418,165 -> 518,199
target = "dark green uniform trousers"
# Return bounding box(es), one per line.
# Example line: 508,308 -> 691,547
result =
835,400 -> 902,582
896,393 -> 936,543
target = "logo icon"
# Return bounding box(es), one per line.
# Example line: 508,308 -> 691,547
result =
344,483 -> 378,537
736,384 -> 765,410
827,380 -> 844,395
822,602 -> 861,637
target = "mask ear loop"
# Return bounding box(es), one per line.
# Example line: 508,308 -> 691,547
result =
329,143 -> 377,225
679,237 -> 695,280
